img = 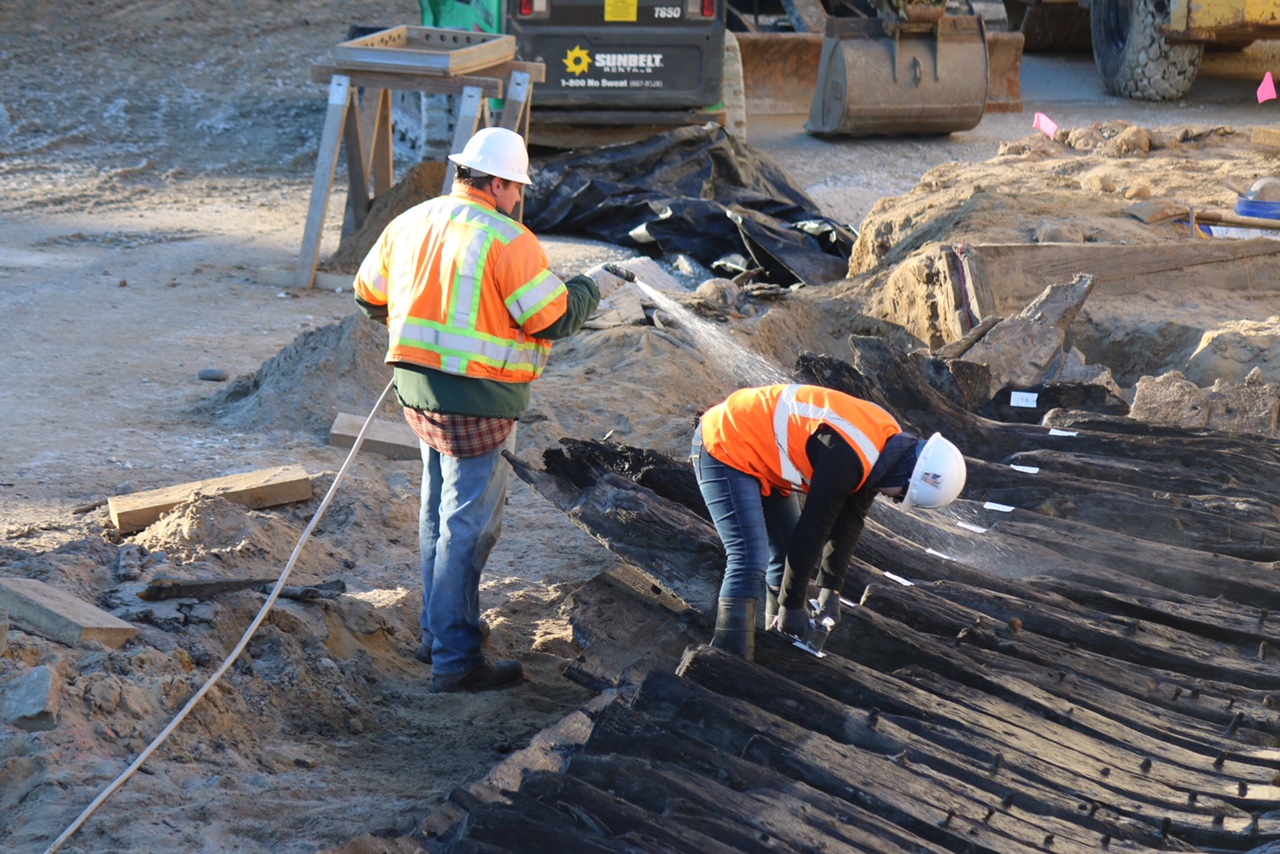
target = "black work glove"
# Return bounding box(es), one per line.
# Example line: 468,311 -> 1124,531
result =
779,606 -> 812,640
813,588 -> 842,628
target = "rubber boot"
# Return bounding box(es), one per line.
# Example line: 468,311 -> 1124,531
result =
765,586 -> 780,631
711,597 -> 757,661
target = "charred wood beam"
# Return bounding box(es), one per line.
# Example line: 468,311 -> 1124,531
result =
964,457 -> 1280,561
795,346 -> 1280,481
581,702 -> 953,854
565,753 -> 936,854
847,582 -> 1280,745
504,451 -> 722,615
633,664 -> 1147,853
1024,578 -> 1280,649
542,438 -> 707,521
859,492 -> 1280,616
902,578 -> 1280,691
705,637 -> 1280,844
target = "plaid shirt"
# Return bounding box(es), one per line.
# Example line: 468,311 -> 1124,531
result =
403,408 -> 515,458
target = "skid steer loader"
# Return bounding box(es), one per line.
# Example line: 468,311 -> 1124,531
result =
505,0 -> 749,146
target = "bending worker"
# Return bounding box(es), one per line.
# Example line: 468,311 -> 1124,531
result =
354,127 -> 613,693
691,383 -> 966,660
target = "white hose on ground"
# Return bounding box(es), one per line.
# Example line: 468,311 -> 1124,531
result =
43,376 -> 397,854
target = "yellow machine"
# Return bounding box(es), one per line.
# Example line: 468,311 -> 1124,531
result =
1013,0 -> 1280,100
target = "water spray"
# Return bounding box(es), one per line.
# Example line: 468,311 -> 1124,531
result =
603,262 -> 788,387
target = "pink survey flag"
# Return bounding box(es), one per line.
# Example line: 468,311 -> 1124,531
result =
1259,72 -> 1277,103
1033,112 -> 1059,138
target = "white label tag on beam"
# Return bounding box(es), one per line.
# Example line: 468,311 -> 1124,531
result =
883,573 -> 914,587
957,521 -> 988,533
1010,391 -> 1038,408
1048,428 -> 1078,437
926,548 -> 954,561
1011,464 -> 1039,474
984,501 -> 1015,512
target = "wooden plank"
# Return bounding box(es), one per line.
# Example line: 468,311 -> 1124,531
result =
441,86 -> 485,196
963,240 -> 1280,312
311,64 -> 504,98
328,412 -> 420,460
333,26 -> 516,76
295,74 -> 351,288
498,70 -> 532,223
107,464 -> 313,534
340,95 -> 370,238
370,88 -> 393,198
0,577 -> 137,649
1252,126 -> 1280,149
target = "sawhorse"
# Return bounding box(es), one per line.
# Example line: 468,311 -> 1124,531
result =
294,61 -> 542,288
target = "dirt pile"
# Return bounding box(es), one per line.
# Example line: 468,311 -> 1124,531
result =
198,312 -> 395,437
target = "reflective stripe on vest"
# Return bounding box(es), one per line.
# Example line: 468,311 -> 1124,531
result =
387,197 -> 553,378
773,384 -> 882,489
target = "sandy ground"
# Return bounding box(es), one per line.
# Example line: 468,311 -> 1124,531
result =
4,1 -> 1280,851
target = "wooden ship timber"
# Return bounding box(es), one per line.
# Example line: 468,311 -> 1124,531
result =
412,337 -> 1280,853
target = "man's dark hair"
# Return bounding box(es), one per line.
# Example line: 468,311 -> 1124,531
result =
454,166 -> 496,192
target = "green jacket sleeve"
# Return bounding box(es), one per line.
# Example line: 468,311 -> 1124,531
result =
533,274 -> 600,341
355,295 -> 389,326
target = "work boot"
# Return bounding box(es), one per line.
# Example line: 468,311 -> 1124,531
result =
415,618 -> 491,664
764,586 -> 780,631
427,657 -> 523,693
710,597 -> 757,661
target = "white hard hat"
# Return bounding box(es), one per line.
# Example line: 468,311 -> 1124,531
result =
900,433 -> 966,512
448,127 -> 531,184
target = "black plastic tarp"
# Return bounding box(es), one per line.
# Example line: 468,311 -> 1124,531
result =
524,124 -> 855,287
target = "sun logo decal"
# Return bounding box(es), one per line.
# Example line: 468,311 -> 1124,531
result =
563,46 -> 592,75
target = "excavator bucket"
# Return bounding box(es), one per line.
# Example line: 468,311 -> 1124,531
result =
735,31 -> 824,115
985,30 -> 1024,113
805,14 -> 992,136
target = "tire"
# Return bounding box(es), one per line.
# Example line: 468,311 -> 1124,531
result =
721,30 -> 749,143
1089,0 -> 1203,100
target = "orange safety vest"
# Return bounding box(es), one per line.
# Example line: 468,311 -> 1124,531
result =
701,384 -> 901,496
353,185 -> 569,383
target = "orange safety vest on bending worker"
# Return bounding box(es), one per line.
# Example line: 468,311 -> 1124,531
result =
700,384 -> 902,496
353,184 -> 569,383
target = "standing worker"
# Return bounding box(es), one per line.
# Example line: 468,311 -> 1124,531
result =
354,127 -> 614,693
691,384 -> 966,660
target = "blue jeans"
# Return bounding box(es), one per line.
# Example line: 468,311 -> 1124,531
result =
691,424 -> 800,600
418,431 -> 516,676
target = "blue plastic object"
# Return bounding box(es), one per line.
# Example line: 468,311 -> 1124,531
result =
1233,196 -> 1280,219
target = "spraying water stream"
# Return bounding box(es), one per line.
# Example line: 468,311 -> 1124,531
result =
628,278 -> 789,389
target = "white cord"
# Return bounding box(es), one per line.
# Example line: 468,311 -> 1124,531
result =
43,377 -> 397,854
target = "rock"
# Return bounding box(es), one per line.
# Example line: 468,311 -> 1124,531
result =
85,674 -> 123,715
1034,221 -> 1084,243
4,665 -> 61,732
1184,317 -> 1280,386
198,368 -> 230,382
962,274 -> 1097,395
115,542 -> 147,582
693,277 -> 742,310
1102,125 -> 1152,157
1129,370 -> 1280,437
1079,174 -> 1117,193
